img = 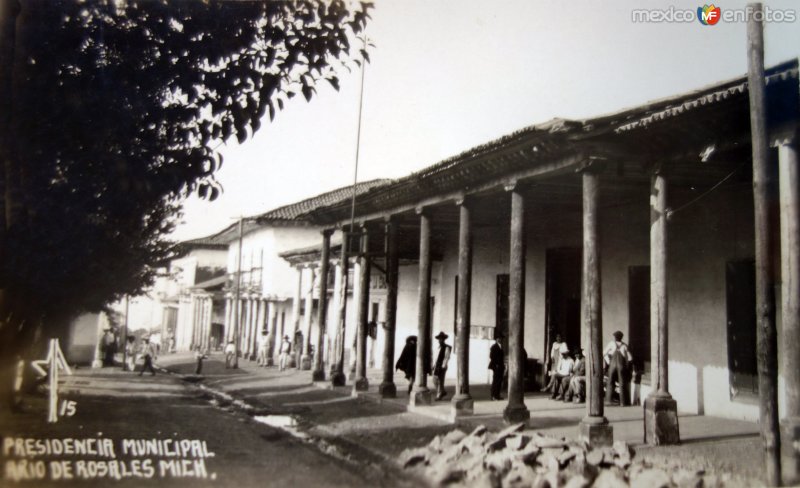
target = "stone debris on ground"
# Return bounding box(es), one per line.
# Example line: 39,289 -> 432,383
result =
399,424 -> 758,488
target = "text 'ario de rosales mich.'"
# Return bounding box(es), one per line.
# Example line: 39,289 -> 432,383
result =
2,437 -> 217,482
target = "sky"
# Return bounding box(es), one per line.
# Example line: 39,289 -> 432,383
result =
171,0 -> 800,241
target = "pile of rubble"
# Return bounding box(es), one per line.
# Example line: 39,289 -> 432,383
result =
399,424 -> 744,487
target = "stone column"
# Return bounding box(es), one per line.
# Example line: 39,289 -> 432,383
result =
411,210 -> 433,406
256,299 -> 266,361
453,200 -> 474,417
780,140 -> 800,485
288,267 -> 302,368
241,298 -> 250,358
313,230 -> 332,381
379,218 -> 399,398
348,259 -> 361,379
331,230 -> 351,386
578,171 -> 613,446
301,267 -> 315,370
504,187 -> 530,424
354,228 -> 371,392
644,171 -> 680,445
265,301 -> 277,366
224,297 -> 232,343
252,298 -> 259,359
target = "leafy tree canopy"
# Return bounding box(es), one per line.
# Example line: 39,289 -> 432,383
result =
0,0 -> 371,339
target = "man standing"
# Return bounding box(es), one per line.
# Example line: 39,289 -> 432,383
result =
433,332 -> 452,401
102,328 -> 116,367
279,335 -> 291,371
603,330 -> 633,406
488,335 -> 505,401
139,337 -> 157,376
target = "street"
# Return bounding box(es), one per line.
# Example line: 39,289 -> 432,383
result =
0,358 -> 416,488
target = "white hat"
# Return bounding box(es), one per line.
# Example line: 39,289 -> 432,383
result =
559,344 -> 570,354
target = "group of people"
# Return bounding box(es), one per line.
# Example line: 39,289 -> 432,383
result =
391,328 -> 635,405
118,335 -> 158,376
544,330 -> 634,406
396,331 -> 452,400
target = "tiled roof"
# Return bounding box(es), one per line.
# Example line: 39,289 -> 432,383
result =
208,179 -> 391,244
255,179 -> 390,222
306,59 -> 798,223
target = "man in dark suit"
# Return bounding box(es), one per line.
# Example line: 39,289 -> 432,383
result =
488,335 -> 505,400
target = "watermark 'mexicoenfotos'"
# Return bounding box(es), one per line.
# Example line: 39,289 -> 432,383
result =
632,4 -> 796,24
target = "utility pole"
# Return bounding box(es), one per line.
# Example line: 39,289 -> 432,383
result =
121,295 -> 129,371
746,4 -> 781,485
233,217 -> 244,369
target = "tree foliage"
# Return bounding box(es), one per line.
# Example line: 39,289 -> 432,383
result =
0,0 -> 371,348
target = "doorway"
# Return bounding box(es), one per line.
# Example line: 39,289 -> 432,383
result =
726,259 -> 757,397
496,274 -> 509,349
628,266 -> 651,376
545,248 -> 582,355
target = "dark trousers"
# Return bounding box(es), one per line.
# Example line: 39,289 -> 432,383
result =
434,369 -> 447,399
491,366 -> 505,399
605,353 -> 630,406
139,355 -> 156,376
195,358 -> 203,375
103,348 -> 115,367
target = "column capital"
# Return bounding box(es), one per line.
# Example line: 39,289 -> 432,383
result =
321,228 -> 334,238
415,205 -> 429,216
503,179 -> 519,192
575,156 -> 607,174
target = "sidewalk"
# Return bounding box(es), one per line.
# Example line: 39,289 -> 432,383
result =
157,352 -> 766,484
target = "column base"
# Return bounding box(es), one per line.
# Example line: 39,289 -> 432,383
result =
644,393 -> 680,445
91,360 -> 103,369
354,377 -> 369,392
579,416 -> 613,447
503,402 -> 530,425
300,355 -> 312,370
781,416 -> 800,486
451,394 -> 474,418
330,371 -> 346,387
410,387 -> 432,406
311,370 -> 326,382
378,382 -> 397,398
287,356 -> 297,368
265,358 -> 274,367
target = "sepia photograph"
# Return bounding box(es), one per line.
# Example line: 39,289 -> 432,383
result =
1,1 -> 799,486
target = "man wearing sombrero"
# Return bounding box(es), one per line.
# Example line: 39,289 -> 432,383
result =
433,332 -> 452,401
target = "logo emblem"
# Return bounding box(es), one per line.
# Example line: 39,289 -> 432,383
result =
698,4 -> 721,25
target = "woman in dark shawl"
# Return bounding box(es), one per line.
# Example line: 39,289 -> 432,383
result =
395,335 -> 418,394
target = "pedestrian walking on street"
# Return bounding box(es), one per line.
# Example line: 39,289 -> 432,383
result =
194,346 -> 208,375
139,337 -> 157,376
433,332 -> 452,401
124,335 -> 136,372
488,335 -> 505,400
279,335 -> 291,371
395,335 -> 417,394
257,339 -> 269,367
224,340 -> 236,369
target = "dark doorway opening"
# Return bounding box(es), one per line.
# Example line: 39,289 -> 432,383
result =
545,248 -> 582,356
726,259 -> 758,397
628,266 -> 651,377
496,274 -> 509,349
